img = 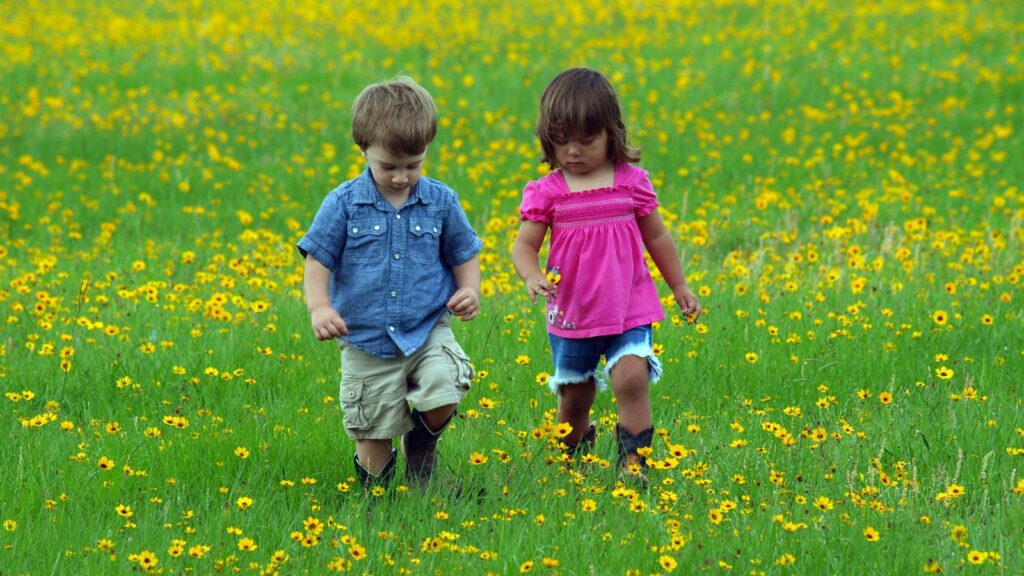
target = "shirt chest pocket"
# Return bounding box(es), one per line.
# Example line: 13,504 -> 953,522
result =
344,219 -> 387,263
408,218 -> 441,264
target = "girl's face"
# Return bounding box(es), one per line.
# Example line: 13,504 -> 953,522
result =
552,129 -> 609,176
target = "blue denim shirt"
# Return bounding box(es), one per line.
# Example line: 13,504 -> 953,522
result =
297,167 -> 482,359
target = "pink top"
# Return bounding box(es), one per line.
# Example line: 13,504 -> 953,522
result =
519,163 -> 665,338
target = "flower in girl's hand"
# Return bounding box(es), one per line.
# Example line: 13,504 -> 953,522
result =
546,267 -> 562,285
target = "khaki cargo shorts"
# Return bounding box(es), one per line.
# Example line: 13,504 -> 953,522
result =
338,317 -> 473,440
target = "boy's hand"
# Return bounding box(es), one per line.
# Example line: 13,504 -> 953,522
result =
525,275 -> 556,303
672,284 -> 701,320
310,304 -> 349,340
447,287 -> 480,321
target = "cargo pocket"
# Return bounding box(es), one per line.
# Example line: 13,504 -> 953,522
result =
339,376 -> 370,430
441,341 -> 474,394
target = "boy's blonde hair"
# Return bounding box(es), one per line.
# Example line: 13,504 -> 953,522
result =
536,67 -> 641,169
351,76 -> 437,155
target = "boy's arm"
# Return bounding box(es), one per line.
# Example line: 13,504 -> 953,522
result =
304,254 -> 349,339
638,211 -> 701,318
512,220 -> 555,303
448,255 -> 481,321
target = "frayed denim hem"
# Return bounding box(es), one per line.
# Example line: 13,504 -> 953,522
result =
604,345 -> 663,385
549,369 -> 604,394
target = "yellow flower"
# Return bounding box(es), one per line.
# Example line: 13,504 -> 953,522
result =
551,422 -> 573,439
516,355 -> 531,365
520,560 -> 534,573
967,550 -> 988,564
932,310 -> 948,325
745,352 -> 759,363
863,526 -> 880,541
469,452 -> 488,465
936,366 -> 954,379
236,497 -> 253,510
659,555 -> 678,572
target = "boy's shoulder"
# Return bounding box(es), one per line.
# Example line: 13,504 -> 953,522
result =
324,171 -> 377,205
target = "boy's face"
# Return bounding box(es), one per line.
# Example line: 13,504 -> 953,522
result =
362,145 -> 427,198
552,128 -> 609,176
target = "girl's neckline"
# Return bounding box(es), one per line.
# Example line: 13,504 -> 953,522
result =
557,163 -> 621,194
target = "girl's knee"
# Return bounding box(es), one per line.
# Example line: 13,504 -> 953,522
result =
611,360 -> 649,398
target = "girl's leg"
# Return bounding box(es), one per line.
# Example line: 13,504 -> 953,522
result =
558,379 -> 597,445
609,355 -> 652,434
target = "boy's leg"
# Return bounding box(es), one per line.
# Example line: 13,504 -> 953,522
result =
355,439 -> 395,475
402,403 -> 456,489
354,439 -> 397,488
404,318 -> 473,489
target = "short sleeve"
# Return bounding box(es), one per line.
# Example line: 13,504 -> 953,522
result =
440,188 -> 484,267
296,190 -> 347,269
630,167 -> 659,218
519,179 -> 552,223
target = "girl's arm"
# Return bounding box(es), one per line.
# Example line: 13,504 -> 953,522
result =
304,254 -> 350,339
448,255 -> 481,321
638,211 -> 701,318
512,220 -> 556,303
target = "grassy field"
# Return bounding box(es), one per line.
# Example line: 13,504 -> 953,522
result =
1,0 -> 1022,574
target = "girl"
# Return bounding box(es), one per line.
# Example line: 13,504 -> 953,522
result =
512,67 -> 700,480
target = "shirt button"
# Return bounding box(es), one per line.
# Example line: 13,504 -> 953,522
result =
395,214 -> 401,220
394,253 -> 401,260
374,225 -> 381,231
390,290 -> 397,297
388,325 -> 395,332
346,391 -> 356,398
352,227 -> 359,234
415,225 -> 422,232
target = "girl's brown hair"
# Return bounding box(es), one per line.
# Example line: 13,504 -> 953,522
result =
536,67 -> 641,169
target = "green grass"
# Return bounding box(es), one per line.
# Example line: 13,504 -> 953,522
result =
1,0 -> 1022,574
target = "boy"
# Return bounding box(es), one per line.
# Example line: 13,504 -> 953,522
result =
297,77 -> 482,491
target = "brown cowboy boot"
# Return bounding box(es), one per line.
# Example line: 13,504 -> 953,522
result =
401,409 -> 453,490
562,421 -> 597,459
615,423 -> 653,487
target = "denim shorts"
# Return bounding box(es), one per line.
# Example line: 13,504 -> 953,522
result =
547,324 -> 662,393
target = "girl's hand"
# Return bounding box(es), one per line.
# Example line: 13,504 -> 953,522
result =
525,275 -> 556,303
310,305 -> 349,340
673,284 -> 701,321
447,287 -> 480,321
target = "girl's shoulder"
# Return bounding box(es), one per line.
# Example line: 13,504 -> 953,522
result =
614,163 -> 650,186
529,170 -> 565,189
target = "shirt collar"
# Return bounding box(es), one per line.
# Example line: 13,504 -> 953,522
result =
351,165 -> 432,206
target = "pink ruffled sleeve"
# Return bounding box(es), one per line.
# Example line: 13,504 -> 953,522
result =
519,179 -> 552,223
629,166 -> 659,218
